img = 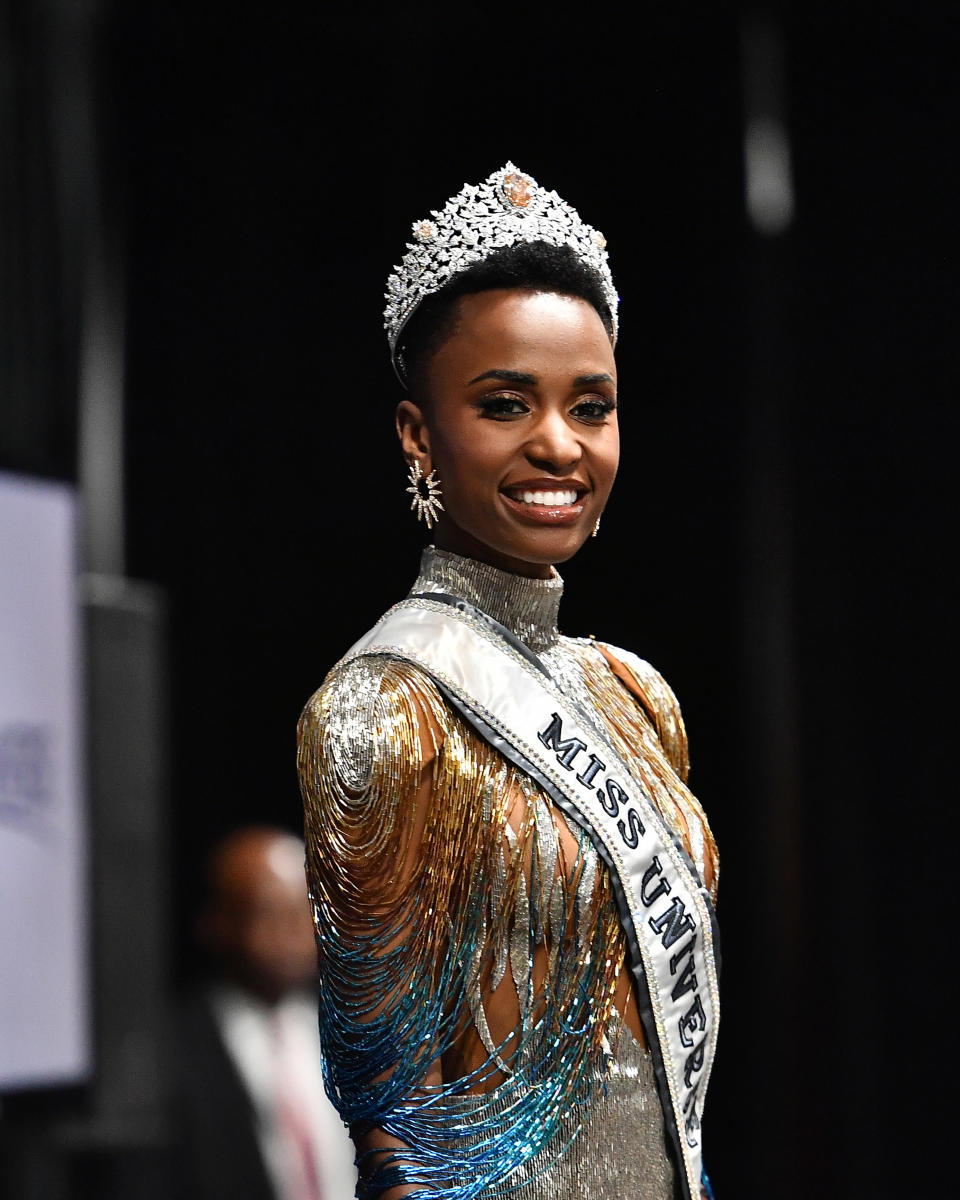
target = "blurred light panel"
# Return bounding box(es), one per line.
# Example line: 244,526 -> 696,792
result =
0,472 -> 90,1090
745,115 -> 795,235
742,14 -> 796,237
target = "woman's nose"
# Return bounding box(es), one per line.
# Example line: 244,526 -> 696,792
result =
525,411 -> 581,472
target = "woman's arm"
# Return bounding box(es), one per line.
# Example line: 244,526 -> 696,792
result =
298,657 -> 450,1198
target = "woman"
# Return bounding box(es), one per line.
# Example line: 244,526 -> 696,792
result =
298,164 -> 720,1200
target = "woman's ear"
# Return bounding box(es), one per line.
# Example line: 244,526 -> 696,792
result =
396,399 -> 432,470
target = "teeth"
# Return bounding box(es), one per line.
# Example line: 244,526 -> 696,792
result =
514,489 -> 578,506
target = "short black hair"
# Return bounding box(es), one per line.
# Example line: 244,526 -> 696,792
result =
396,240 -> 615,399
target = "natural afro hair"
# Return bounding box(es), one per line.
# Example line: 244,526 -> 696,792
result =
396,240 -> 615,400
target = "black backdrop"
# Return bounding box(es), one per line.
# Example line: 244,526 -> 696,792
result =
4,2 -> 955,1197
119,4 -> 956,1196
118,5 -> 749,990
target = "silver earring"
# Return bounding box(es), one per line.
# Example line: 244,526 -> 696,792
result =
592,516 -> 601,538
406,459 -> 444,529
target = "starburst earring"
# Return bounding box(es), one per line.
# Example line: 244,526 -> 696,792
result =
406,459 -> 444,529
592,516 -> 601,538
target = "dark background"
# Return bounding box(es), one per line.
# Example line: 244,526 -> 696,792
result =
2,1 -> 955,1197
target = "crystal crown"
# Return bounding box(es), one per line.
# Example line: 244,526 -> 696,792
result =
384,162 -> 618,376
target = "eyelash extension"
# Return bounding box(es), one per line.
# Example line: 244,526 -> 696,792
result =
478,394 -> 528,416
574,397 -> 617,419
477,394 -> 616,420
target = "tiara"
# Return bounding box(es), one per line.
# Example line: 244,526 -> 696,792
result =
383,162 -> 618,375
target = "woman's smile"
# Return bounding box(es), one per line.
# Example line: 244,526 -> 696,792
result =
499,477 -> 588,524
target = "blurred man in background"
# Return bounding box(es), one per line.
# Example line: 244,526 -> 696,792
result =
173,826 -> 356,1200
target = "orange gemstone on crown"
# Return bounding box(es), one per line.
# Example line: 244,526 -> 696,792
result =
502,173 -> 533,208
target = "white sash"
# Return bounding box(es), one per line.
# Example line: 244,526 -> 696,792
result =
343,595 -> 719,1200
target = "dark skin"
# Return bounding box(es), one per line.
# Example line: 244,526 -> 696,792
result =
397,289 -> 620,579
197,827 -> 317,1006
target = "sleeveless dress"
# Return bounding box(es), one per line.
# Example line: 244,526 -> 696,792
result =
298,548 -> 719,1199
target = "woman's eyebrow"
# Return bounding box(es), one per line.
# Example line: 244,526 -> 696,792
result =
573,372 -> 614,386
467,369 -> 538,385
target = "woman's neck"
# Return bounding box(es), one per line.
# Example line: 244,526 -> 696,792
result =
409,545 -> 563,653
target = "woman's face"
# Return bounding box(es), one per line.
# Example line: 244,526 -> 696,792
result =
397,289 -> 619,579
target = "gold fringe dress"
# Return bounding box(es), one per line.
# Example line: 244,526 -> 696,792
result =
298,547 -> 719,1200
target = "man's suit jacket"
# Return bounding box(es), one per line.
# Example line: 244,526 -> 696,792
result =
171,990 -> 276,1200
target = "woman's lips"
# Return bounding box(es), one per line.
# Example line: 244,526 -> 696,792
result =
499,487 -> 587,525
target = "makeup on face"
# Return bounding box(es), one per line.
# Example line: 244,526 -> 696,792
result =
414,289 -> 619,578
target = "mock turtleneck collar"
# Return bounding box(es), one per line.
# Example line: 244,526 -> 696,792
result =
409,546 -> 562,653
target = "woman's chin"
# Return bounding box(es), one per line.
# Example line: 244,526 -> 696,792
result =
434,519 -> 593,577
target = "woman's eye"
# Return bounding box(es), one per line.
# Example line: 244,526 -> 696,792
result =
572,397 -> 616,421
478,394 -> 529,418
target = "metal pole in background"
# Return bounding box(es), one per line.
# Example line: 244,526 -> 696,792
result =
45,0 -> 173,1188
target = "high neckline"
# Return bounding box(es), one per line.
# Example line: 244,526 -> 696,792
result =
409,546 -> 563,653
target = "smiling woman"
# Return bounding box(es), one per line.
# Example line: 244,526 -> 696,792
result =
298,165 -> 720,1200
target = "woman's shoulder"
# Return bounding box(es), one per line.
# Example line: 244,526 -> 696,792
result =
298,652 -> 448,786
565,635 -> 690,783
303,648 -> 436,711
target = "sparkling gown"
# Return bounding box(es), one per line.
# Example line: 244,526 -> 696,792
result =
298,547 -> 719,1200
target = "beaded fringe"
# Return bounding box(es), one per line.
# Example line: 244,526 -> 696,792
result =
298,639 -> 717,1199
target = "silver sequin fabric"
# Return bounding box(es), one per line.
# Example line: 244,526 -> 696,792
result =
411,546 -> 564,654
487,1023 -> 673,1199
408,548 -> 677,1200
